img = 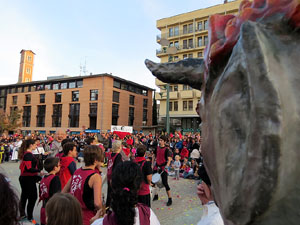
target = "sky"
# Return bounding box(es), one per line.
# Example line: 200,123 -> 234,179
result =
0,0 -> 225,90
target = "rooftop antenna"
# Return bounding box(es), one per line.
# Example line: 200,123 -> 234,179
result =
82,57 -> 88,76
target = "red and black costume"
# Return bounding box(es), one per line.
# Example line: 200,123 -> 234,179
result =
70,168 -> 99,225
19,151 -> 41,220
153,146 -> 172,191
39,174 -> 61,225
59,156 -> 76,189
135,157 -> 152,207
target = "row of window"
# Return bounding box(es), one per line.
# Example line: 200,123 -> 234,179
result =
160,85 -> 192,92
168,36 -> 209,49
168,20 -> 209,37
111,103 -> 148,126
168,100 -> 195,111
18,103 -> 93,128
168,52 -> 203,62
0,80 -> 83,96
113,91 -> 148,107
113,80 -> 148,96
11,90 -> 98,105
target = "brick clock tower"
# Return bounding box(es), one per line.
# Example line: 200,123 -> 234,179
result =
18,49 -> 35,83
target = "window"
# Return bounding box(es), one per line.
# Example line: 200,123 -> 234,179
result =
183,85 -> 192,90
168,56 -> 173,62
204,36 -> 209,46
90,90 -> 98,101
188,23 -> 193,33
69,103 -> 80,127
26,67 -> 31,74
169,42 -> 174,47
188,39 -> 193,48
25,78 -> 30,82
128,107 -> 134,126
188,53 -> 193,58
204,20 -> 208,30
30,85 -> 36,91
12,96 -> 17,105
24,86 -> 29,92
18,87 -> 23,93
183,40 -> 188,49
129,95 -> 135,105
22,106 -> 31,127
113,80 -> 121,88
121,83 -> 128,90
169,86 -> 173,92
53,83 -> 59,90
174,41 -> 179,48
174,101 -> 178,111
89,103 -> 97,129
61,82 -> 68,89
169,102 -> 173,111
183,101 -> 188,111
10,106 -> 18,115
128,85 -> 135,92
76,80 -> 83,88
142,90 -> 148,96
169,27 -> 173,37
143,109 -> 147,122
197,21 -> 203,31
69,82 -> 76,89
40,94 -> 45,103
36,105 -> 46,127
188,100 -> 194,111
0,97 -> 5,109
143,99 -> 148,108
174,56 -> 179,61
183,54 -> 188,59
90,103 -> 98,115
45,84 -> 51,90
55,92 -> 62,103
174,26 -> 179,36
25,95 -> 31,104
112,104 -> 119,125
27,56 -> 32,62
183,24 -> 188,34
113,91 -> 120,103
0,89 -> 5,96
198,52 -> 203,58
72,91 -> 79,101
37,84 -> 44,91
52,104 -> 62,127
174,85 -> 178,91
198,37 -> 203,47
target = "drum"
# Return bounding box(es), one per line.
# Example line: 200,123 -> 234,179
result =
152,173 -> 164,188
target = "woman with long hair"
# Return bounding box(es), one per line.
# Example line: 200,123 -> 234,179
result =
0,173 -> 19,225
63,145 -> 104,225
18,138 -> 43,222
91,161 -> 160,225
46,193 -> 83,225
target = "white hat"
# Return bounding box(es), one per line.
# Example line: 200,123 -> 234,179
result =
190,149 -> 200,159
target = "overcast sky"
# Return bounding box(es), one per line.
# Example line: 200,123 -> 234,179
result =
0,0 -> 225,89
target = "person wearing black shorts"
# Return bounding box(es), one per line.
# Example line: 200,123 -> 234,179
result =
152,135 -> 173,206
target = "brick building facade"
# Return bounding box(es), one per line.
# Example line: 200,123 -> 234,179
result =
0,74 -> 153,135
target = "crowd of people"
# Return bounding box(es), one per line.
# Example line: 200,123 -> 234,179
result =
0,130 -> 224,225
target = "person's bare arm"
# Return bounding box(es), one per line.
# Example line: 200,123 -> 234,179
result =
62,178 -> 72,193
89,173 -> 102,210
146,174 -> 152,185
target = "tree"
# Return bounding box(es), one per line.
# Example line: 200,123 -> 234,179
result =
152,92 -> 158,125
0,108 -> 22,135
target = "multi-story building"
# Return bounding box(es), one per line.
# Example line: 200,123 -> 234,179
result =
155,0 -> 241,132
0,74 -> 153,135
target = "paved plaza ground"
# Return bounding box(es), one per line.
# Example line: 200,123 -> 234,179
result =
1,161 -> 203,225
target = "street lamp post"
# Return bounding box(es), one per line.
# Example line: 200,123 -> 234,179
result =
159,84 -> 170,134
166,84 -> 170,135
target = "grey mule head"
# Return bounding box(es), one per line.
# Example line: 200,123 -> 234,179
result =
145,15 -> 300,225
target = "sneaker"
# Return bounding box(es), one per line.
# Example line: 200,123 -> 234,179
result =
153,195 -> 159,201
166,198 -> 172,206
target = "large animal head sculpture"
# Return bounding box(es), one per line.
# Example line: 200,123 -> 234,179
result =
145,1 -> 300,225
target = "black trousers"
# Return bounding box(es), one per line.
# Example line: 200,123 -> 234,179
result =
153,170 -> 170,191
19,176 -> 38,220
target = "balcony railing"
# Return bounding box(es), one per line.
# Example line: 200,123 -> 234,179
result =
156,43 -> 206,56
157,27 -> 208,41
